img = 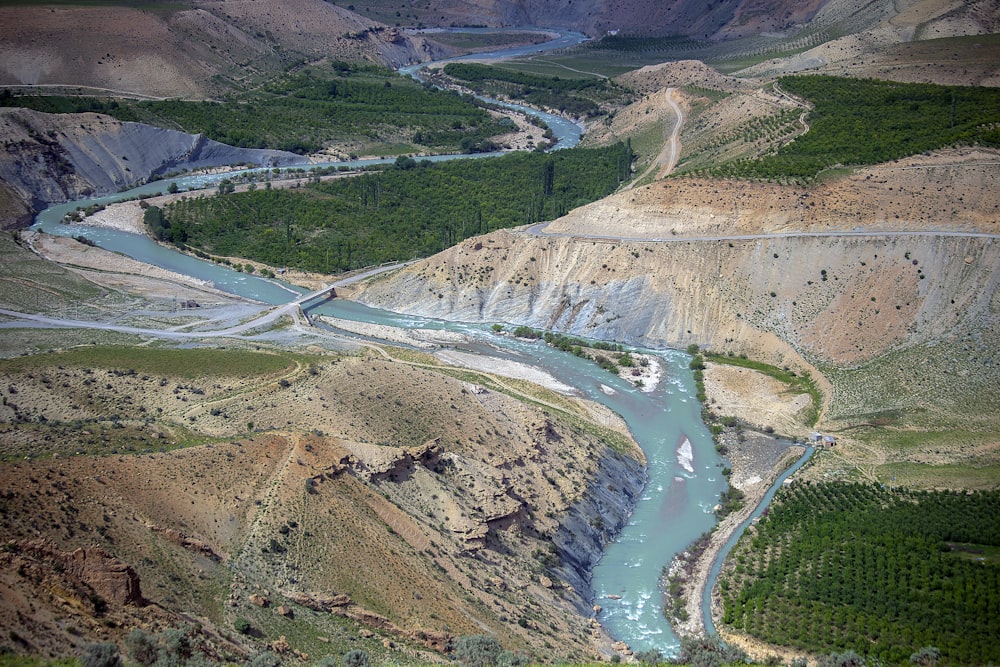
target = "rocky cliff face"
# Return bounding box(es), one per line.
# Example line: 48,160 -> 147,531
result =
0,108 -> 306,228
366,0 -> 830,38
351,228 -> 997,366
552,447 -> 646,613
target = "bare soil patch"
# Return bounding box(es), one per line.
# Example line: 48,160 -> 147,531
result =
703,363 -> 812,438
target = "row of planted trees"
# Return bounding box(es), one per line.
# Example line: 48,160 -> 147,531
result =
720,482 -> 1000,665
701,76 -> 1000,182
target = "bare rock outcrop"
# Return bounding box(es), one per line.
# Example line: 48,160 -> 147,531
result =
551,447 -> 645,613
282,589 -> 451,651
15,538 -> 144,607
285,590 -> 351,612
149,524 -> 223,562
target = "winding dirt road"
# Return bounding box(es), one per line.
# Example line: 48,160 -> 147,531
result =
631,87 -> 684,186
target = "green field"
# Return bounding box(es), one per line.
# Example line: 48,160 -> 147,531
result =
0,346 -> 295,378
721,482 -> 1000,665
0,62 -> 509,155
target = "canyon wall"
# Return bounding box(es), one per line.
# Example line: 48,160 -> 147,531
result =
352,229 -> 998,368
349,153 -> 1000,423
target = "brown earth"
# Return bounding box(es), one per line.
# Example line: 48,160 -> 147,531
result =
0,340 -> 642,661
0,0 -> 450,99
735,0 -> 1000,83
703,364 -> 812,438
546,147 -> 1000,237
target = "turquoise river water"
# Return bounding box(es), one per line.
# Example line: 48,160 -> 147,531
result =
36,186 -> 725,654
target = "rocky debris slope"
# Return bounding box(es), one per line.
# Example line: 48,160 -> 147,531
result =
0,107 -> 306,227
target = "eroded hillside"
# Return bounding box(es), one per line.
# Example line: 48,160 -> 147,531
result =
0,107 -> 306,227
0,0 -> 448,99
348,149 -> 1000,483
0,347 -> 642,661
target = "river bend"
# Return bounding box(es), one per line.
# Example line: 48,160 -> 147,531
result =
25,29 -> 754,655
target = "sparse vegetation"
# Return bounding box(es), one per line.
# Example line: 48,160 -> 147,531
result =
705,353 -> 821,427
78,643 -> 121,667
441,62 -> 627,117
453,634 -> 527,667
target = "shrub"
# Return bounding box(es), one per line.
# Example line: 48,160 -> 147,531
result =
233,617 -> 254,636
816,651 -> 866,667
246,652 -> 280,667
342,649 -> 370,667
124,629 -> 158,666
79,643 -> 122,667
454,635 -> 502,667
910,647 -> 941,666
674,635 -> 746,667
158,627 -> 192,663
635,648 -> 663,664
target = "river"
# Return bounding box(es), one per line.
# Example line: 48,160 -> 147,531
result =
34,188 -> 727,655
398,28 -> 588,150
27,29 -> 782,657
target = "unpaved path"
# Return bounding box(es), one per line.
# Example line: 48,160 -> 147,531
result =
631,87 -> 684,186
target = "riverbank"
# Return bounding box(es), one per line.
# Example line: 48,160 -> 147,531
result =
666,429 -> 804,638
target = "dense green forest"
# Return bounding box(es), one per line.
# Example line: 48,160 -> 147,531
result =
159,144 -> 632,273
441,62 -> 627,117
720,482 -> 1000,665
0,62 -> 509,154
702,76 -> 1000,181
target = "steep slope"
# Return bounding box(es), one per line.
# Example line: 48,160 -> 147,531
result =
0,107 -> 306,224
0,345 -> 643,661
735,0 -> 1000,81
343,0 -> 830,39
0,1 -> 450,99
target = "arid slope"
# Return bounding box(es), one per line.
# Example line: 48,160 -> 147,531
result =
0,344 -> 642,661
0,0 -> 449,99
348,149 -> 1000,460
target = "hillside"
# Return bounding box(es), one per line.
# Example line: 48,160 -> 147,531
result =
0,107 -> 307,225
0,0 -> 450,100
340,0 -> 830,39
347,148 -> 1000,487
0,339 -> 642,661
